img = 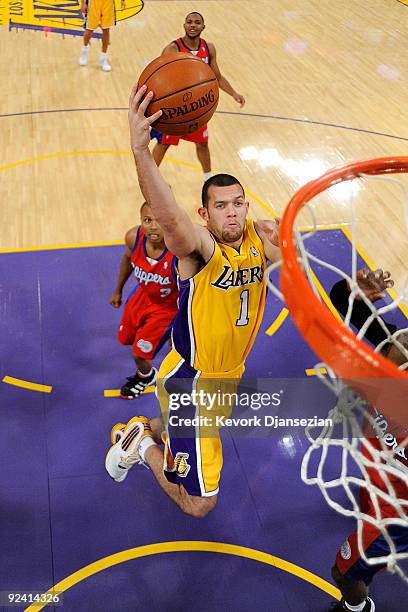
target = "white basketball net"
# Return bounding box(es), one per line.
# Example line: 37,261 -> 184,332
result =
267,170 -> 408,583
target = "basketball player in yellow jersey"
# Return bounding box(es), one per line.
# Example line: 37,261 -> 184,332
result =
79,0 -> 125,72
105,84 -> 281,518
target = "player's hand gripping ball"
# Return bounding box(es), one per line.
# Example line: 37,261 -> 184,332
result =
137,53 -> 219,136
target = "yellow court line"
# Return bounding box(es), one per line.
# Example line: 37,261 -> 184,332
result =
0,151 -> 197,175
0,150 -> 364,235
297,223 -> 348,232
0,225 -> 344,256
104,389 -> 122,397
245,188 -> 276,218
166,160 -> 275,220
0,150 -> 348,256
305,367 -> 327,377
163,156 -> 203,171
104,386 -> 155,397
342,228 -> 408,320
0,241 -> 123,254
0,150 -> 132,172
0,148 -> 278,218
265,308 -> 289,336
310,270 -> 343,324
2,376 -> 52,393
25,541 -> 340,611
165,159 -> 276,218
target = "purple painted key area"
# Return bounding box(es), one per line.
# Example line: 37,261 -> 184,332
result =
1,230 -> 407,611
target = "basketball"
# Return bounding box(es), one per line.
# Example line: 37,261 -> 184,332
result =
137,53 -> 219,136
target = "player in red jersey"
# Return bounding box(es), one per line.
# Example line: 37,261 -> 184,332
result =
329,269 -> 408,612
150,11 -> 246,181
110,202 -> 178,398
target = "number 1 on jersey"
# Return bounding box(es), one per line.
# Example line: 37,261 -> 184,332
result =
236,289 -> 249,326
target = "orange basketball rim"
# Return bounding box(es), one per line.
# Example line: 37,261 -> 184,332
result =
279,156 -> 408,423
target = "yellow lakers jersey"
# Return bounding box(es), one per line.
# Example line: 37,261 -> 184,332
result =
85,0 -> 116,31
172,219 -> 267,373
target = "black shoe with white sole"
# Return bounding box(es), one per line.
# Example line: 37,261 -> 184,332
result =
120,368 -> 157,399
330,597 -> 375,612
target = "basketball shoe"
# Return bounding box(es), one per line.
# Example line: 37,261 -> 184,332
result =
120,367 -> 157,399
330,597 -> 375,611
79,45 -> 89,66
105,416 -> 154,482
99,53 -> 111,72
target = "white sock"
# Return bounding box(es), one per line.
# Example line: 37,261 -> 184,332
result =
139,436 -> 157,462
203,171 -> 212,181
137,368 -> 153,379
344,599 -> 368,612
100,51 -> 107,59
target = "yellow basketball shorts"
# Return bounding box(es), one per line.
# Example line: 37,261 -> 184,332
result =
156,350 -> 244,497
85,0 -> 116,30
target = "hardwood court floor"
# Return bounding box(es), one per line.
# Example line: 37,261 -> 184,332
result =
1,0 -> 407,289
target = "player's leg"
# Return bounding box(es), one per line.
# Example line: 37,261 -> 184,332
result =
195,142 -> 212,179
105,351 -> 221,517
144,442 -> 217,518
119,352 -> 157,400
119,353 -> 157,398
151,143 -> 170,166
99,29 -> 111,71
149,416 -> 164,443
134,355 -> 153,376
117,295 -> 156,398
148,365 -> 229,516
155,358 -> 240,512
80,28 -> 93,65
101,28 -> 110,53
105,415 -> 216,517
80,0 -> 95,66
83,29 -> 93,45
185,126 -> 211,180
119,353 -> 156,399
331,564 -> 371,611
98,0 -> 115,71
150,130 -> 179,166
330,523 -> 387,611
119,306 -> 173,399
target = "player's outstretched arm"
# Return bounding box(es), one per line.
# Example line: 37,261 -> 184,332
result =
109,227 -> 135,307
353,268 -> 394,301
329,269 -> 397,349
129,85 -> 202,258
208,43 -> 245,107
